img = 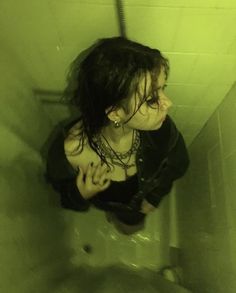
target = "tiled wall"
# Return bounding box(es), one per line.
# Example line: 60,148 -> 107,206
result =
0,45 -> 68,293
175,82 -> 236,292
1,0 -> 235,148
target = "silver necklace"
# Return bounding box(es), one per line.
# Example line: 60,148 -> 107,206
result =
94,121 -> 140,180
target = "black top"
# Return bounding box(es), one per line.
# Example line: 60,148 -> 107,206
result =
97,174 -> 139,203
45,115 -> 190,213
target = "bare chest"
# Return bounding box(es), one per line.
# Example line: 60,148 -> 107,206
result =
84,149 -> 137,181
64,137 -> 138,182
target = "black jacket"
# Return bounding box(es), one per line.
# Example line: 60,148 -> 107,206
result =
45,115 -> 190,213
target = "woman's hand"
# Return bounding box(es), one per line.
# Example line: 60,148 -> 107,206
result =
140,199 -> 156,214
76,162 -> 111,199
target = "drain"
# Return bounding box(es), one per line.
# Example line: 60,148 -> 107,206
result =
82,244 -> 92,254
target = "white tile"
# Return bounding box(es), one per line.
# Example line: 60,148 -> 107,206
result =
224,152 -> 236,229
188,55 -> 236,85
173,8 -> 236,54
126,0 -> 220,8
218,82 -> 236,157
126,7 -> 182,52
165,53 -> 198,84
50,1 -> 118,46
166,84 -> 208,106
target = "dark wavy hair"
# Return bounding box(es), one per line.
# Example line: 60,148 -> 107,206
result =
61,36 -> 170,170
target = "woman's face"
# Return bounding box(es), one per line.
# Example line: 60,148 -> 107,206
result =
123,66 -> 173,131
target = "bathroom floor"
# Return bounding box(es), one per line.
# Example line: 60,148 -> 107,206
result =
62,195 -> 174,271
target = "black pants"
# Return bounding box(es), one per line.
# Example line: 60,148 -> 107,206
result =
110,209 -> 146,225
91,200 -> 146,225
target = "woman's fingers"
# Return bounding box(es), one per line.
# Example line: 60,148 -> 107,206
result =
85,162 -> 110,187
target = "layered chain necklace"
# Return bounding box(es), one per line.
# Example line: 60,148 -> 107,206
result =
94,121 -> 141,180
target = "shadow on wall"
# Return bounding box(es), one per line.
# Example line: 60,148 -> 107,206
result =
0,158 -> 78,292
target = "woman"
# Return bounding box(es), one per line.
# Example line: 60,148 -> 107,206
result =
45,36 -> 190,235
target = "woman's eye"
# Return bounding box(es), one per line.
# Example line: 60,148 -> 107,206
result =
147,100 -> 155,105
146,97 -> 155,104
146,97 -> 159,106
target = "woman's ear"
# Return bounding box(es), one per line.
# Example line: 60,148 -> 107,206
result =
105,105 -> 121,121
